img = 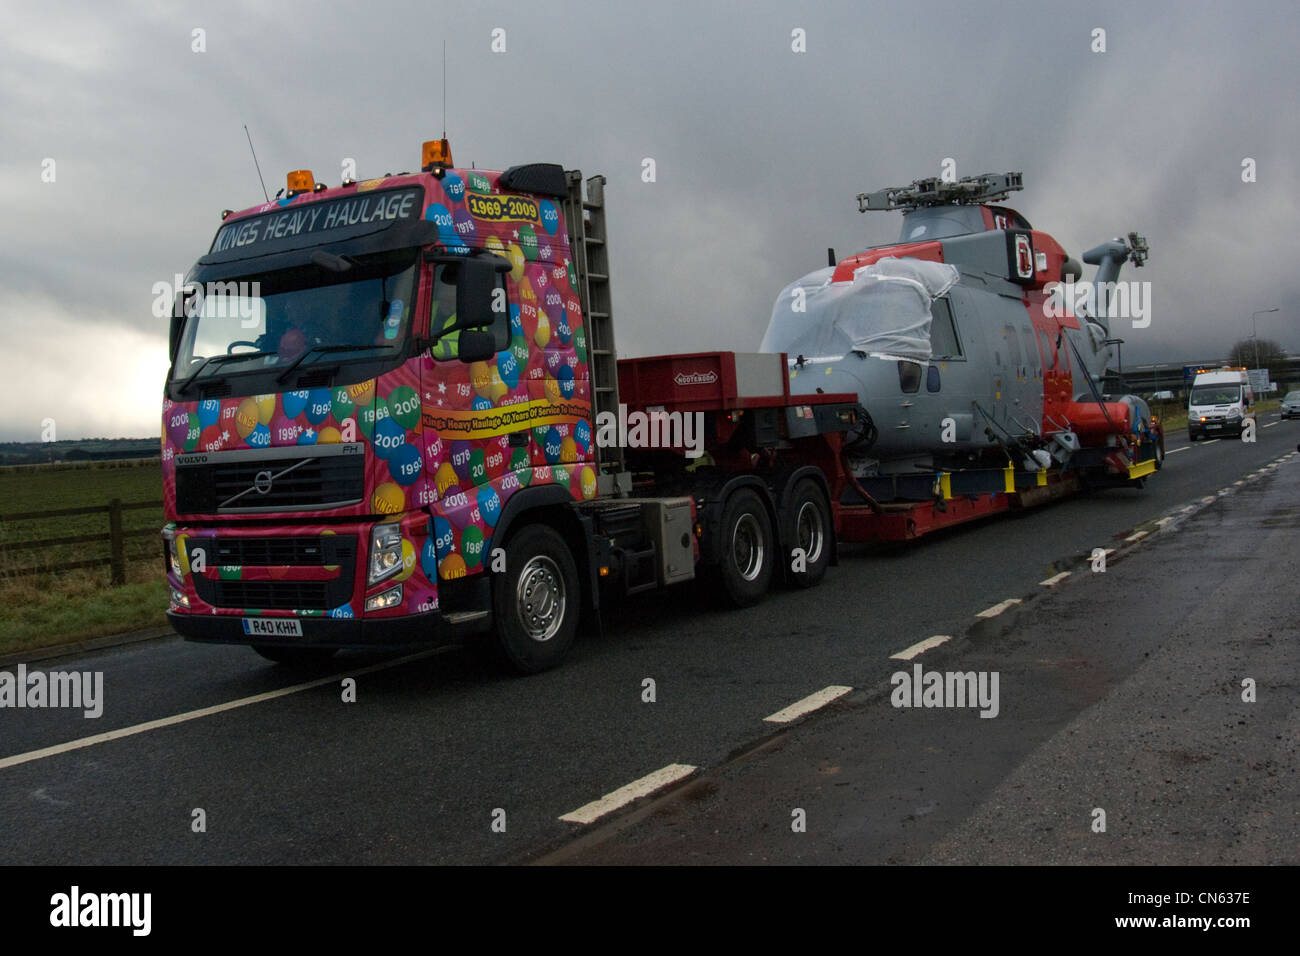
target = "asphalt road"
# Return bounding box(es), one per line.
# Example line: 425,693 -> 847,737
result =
1,415 -> 1295,865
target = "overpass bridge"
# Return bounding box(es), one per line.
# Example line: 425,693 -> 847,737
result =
1108,355 -> 1300,397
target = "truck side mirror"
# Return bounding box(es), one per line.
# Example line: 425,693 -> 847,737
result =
458,329 -> 497,363
455,254 -> 511,332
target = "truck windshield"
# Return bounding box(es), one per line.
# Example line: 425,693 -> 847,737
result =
1190,385 -> 1241,405
171,252 -> 418,382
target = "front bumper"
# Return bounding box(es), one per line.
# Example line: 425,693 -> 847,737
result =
167,605 -> 482,650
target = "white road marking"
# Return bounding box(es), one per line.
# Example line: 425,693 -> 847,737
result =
1165,446 -> 1191,455
559,764 -> 697,824
1234,480 -> 1245,486
976,598 -> 1022,619
1201,439 -> 1221,446
0,649 -> 448,772
889,636 -> 951,662
764,685 -> 854,721
1154,517 -> 1175,527
1039,571 -> 1071,587
1200,496 -> 1216,505
1125,530 -> 1149,543
1179,505 -> 1197,514
1263,421 -> 1279,428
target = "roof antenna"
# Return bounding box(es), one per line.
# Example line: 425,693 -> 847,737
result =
441,40 -> 447,139
244,124 -> 270,204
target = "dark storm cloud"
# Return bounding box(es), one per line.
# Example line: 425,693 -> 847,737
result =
0,0 -> 1296,438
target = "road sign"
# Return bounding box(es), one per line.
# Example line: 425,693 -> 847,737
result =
1248,368 -> 1269,393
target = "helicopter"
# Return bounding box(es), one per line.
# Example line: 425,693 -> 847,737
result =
759,171 -> 1159,502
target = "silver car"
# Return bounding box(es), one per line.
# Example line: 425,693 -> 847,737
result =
1282,391 -> 1300,420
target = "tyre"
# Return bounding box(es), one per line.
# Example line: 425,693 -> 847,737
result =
715,488 -> 773,607
489,524 -> 580,673
253,646 -> 338,666
1153,430 -> 1165,470
786,479 -> 831,588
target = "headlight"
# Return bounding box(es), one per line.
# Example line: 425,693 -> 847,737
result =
1228,408 -> 1242,419
365,584 -> 403,612
368,523 -> 404,585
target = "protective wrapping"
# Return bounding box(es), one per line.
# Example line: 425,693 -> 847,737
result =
760,257 -> 959,362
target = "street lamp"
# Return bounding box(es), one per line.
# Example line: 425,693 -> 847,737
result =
1251,307 -> 1278,371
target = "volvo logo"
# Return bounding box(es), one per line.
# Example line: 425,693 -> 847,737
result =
253,470 -> 274,495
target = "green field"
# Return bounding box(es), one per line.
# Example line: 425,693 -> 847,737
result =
0,459 -> 167,657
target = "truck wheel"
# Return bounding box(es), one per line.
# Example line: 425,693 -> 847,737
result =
716,488 -> 773,607
253,646 -> 338,666
787,479 -> 831,588
490,524 -> 580,673
1153,431 -> 1165,470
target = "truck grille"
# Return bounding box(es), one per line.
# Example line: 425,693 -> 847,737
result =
191,534 -> 357,610
210,535 -> 357,567
196,580 -> 336,610
174,445 -> 365,514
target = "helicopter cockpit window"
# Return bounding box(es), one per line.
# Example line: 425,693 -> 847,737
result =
929,297 -> 963,359
898,361 -> 921,393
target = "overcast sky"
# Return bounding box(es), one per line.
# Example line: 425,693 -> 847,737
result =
2,0 -> 1296,440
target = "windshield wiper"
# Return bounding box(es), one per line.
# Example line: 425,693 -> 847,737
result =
275,344 -> 392,384
176,350 -> 277,393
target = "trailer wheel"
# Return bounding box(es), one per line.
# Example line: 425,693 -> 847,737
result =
1153,431 -> 1165,470
490,524 -> 579,673
716,488 -> 773,607
253,646 -> 338,666
787,480 -> 831,589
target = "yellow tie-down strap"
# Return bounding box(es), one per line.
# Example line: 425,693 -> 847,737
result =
1128,458 -> 1158,479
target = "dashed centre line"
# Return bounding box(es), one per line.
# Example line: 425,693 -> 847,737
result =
976,599 -> 1021,619
559,764 -> 697,824
1039,571 -> 1071,587
889,636 -> 952,662
764,685 -> 853,722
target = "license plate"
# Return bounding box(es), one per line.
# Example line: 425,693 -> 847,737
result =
242,617 -> 303,637
1207,423 -> 1221,429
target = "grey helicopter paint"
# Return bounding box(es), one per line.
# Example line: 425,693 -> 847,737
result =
760,171 -> 1157,499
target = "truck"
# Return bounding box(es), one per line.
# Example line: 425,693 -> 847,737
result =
161,140 -> 1162,672
1187,367 -> 1254,440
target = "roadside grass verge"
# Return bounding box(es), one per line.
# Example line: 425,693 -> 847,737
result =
0,561 -> 168,658
0,459 -> 167,657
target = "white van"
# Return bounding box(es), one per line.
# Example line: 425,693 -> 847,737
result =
1188,368 -> 1254,440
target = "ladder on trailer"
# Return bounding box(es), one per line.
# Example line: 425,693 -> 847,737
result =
564,170 -> 625,489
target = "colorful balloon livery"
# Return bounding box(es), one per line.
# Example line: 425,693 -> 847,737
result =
162,155 -> 596,659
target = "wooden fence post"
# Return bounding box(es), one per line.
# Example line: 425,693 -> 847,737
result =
109,498 -> 125,585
